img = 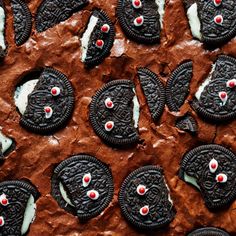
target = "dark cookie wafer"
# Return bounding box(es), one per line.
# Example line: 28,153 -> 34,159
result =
117,0 -> 164,44
166,61 -> 193,112
119,166 -> 175,229
51,154 -> 114,220
179,144 -> 236,209
192,55 -> 236,122
0,0 -> 7,57
35,0 -> 88,32
11,0 -> 32,46
188,227 -> 230,236
89,80 -> 139,146
175,114 -> 197,133
20,67 -> 74,134
138,67 -> 165,121
184,0 -> 236,45
0,180 -> 39,236
81,10 -> 115,66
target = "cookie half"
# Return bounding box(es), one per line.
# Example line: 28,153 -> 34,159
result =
179,144 -> 236,209
0,128 -> 14,159
89,80 -> 140,146
138,67 -> 165,121
166,61 -> 193,112
14,68 -> 74,134
117,0 -> 165,44
0,180 -> 39,236
192,55 -> 236,122
0,0 -> 7,57
81,10 -> 115,66
51,154 -> 114,220
184,0 -> 236,45
188,227 -> 230,236
11,0 -> 32,46
119,166 -> 175,229
35,0 -> 88,32
175,114 -> 198,134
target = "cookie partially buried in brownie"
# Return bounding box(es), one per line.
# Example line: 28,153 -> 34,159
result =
192,55 -> 236,122
0,180 -> 39,236
188,227 -> 230,236
0,0 -> 7,57
0,129 -> 14,159
119,166 -> 175,229
51,155 -> 114,220
117,0 -> 165,44
89,80 -> 140,146
184,0 -> 236,45
81,9 -> 115,66
179,144 -> 236,209
14,68 -> 74,134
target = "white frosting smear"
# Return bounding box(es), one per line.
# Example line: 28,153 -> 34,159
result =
187,3 -> 202,40
21,195 -> 36,235
0,128 -> 13,155
184,172 -> 200,190
59,182 -> 74,207
0,7 -> 6,50
81,15 -> 98,62
132,89 -> 140,129
155,0 -> 165,29
14,79 -> 38,115
195,64 -> 216,100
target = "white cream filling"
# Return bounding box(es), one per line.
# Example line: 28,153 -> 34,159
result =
14,79 -> 39,115
0,7 -> 6,50
0,128 -> 13,155
59,182 -> 74,207
132,89 -> 140,129
81,15 -> 98,62
187,3 -> 202,40
21,195 -> 36,235
195,64 -> 216,100
184,172 -> 200,190
155,0 -> 165,29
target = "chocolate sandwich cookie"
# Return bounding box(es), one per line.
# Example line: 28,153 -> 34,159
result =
138,68 -> 165,121
175,114 -> 198,134
11,0 -> 32,46
0,180 -> 39,236
14,68 -> 74,134
0,0 -> 6,57
192,55 -> 236,122
166,61 -> 193,112
179,144 -> 236,209
81,10 -> 115,66
36,0 -> 88,32
117,0 -> 165,44
119,166 -> 175,229
188,227 -> 230,236
184,0 -> 236,45
90,80 -> 140,146
0,129 -> 14,159
51,154 -> 114,220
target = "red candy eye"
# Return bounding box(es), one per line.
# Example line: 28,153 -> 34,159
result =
0,216 -> 4,226
101,24 -> 110,33
44,106 -> 53,118
0,194 -> 8,206
136,184 -> 147,195
96,39 -> 104,49
226,79 -> 236,88
209,159 -> 218,173
1,199 -> 8,206
87,190 -> 99,200
216,173 -> 227,183
219,92 -> 227,105
134,16 -> 144,27
51,87 -> 60,96
132,0 -> 142,8
105,98 -> 114,109
139,206 -> 149,216
214,0 -> 222,6
82,173 -> 91,187
105,121 -> 114,131
214,15 -> 223,24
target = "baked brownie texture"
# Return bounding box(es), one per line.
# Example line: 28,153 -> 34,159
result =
0,0 -> 235,235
